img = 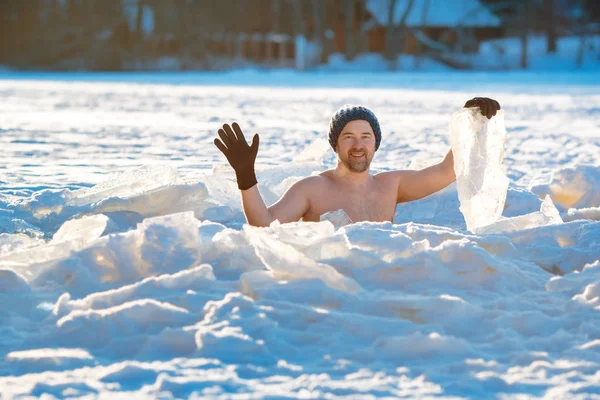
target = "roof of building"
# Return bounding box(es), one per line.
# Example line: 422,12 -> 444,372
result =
366,0 -> 502,27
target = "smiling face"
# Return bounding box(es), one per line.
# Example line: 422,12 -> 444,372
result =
336,119 -> 376,173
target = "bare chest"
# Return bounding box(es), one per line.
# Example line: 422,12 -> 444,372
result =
305,181 -> 397,223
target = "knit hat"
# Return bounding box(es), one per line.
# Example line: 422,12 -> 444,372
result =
328,105 -> 382,152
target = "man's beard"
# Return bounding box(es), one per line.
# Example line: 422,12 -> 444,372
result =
340,150 -> 372,173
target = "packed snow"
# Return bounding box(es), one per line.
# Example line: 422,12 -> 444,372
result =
0,71 -> 599,398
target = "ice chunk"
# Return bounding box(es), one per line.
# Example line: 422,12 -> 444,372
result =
449,108 -> 509,231
240,270 -> 279,299
320,209 -> 353,229
341,223 -> 414,263
506,219 -> 598,275
0,217 -> 46,239
67,165 -> 178,207
0,269 -> 31,293
6,347 -> 93,362
200,204 -> 235,223
244,223 -> 361,293
9,176 -> 208,241
531,165 -> 600,209
0,233 -> 44,255
93,181 -> 209,219
52,264 -> 215,316
292,138 -> 330,163
564,206 -> 600,222
52,214 -> 109,243
546,260 -> 600,295
475,196 -> 563,235
5,348 -> 96,373
13,188 -> 71,221
540,195 -> 563,222
0,215 -> 110,279
55,299 -> 192,348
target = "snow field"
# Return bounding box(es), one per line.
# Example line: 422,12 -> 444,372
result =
0,72 -> 599,398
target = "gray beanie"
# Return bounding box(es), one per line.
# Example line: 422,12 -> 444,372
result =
328,105 -> 382,151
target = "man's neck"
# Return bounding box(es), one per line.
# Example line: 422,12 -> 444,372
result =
333,164 -> 373,187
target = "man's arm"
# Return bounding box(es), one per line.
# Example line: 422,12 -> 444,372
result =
214,122 -> 310,227
240,179 -> 311,227
393,148 -> 456,204
391,96 -> 501,204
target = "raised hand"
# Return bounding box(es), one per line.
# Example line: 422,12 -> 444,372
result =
464,97 -> 501,119
214,122 -> 260,190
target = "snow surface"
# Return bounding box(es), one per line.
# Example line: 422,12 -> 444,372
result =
1,71 -> 600,398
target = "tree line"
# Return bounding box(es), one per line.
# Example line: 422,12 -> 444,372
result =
0,0 -> 598,70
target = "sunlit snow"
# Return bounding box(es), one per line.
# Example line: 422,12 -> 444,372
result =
1,71 -> 599,398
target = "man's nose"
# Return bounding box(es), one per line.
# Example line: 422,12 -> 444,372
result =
352,138 -> 367,148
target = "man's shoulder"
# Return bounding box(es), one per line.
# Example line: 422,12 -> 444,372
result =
287,172 -> 335,199
374,169 -> 409,183
295,172 -> 331,189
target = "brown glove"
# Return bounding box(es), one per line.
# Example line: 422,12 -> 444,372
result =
214,123 -> 260,190
464,97 -> 501,119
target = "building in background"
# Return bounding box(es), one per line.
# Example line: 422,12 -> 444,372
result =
363,0 -> 502,68
0,0 -> 598,71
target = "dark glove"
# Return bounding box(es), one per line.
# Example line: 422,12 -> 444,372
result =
464,97 -> 501,119
214,122 -> 260,190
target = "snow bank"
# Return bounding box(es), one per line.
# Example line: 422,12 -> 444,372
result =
2,184 -> 598,395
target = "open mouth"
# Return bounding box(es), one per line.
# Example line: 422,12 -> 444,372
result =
350,152 -> 365,158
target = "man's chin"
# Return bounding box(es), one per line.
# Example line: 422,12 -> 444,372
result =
348,161 -> 370,173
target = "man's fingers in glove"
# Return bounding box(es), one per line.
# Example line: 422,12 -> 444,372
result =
465,97 -> 502,119
214,138 -> 229,155
475,97 -> 488,118
232,122 -> 247,143
483,98 -> 494,119
250,133 -> 259,155
488,98 -> 498,119
484,98 -> 501,119
464,99 -> 478,108
218,128 -> 233,148
223,124 -> 241,146
468,97 -> 487,116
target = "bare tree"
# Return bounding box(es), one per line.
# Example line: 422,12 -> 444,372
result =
575,0 -> 589,67
545,0 -> 557,53
384,0 -> 416,67
134,0 -> 144,41
383,0 -> 398,61
291,0 -> 306,37
271,0 -> 282,33
311,0 -> 328,63
344,0 -> 356,60
520,0 -> 534,69
354,0 -> 369,53
414,0 -> 430,69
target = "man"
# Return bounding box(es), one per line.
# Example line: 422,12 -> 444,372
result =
214,97 -> 501,227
